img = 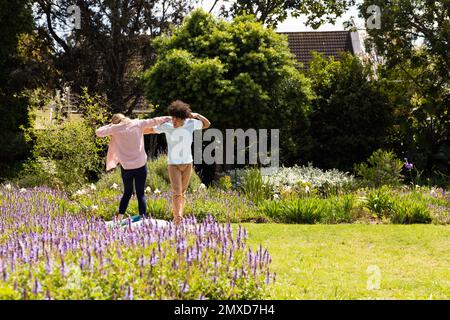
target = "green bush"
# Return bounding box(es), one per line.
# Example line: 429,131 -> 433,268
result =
391,198 -> 432,224
18,118 -> 102,191
16,89 -> 110,191
255,200 -> 283,221
306,53 -> 393,171
140,9 -> 313,164
283,198 -> 323,223
361,187 -> 437,224
354,149 -> 404,188
362,186 -> 394,218
258,195 -> 355,224
240,167 -> 273,205
323,195 -> 356,224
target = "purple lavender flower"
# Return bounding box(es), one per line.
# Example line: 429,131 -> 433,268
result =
150,251 -> 159,266
265,270 -> 270,285
32,278 -> 42,295
125,284 -> 134,300
181,280 -> 189,293
404,158 -> 414,170
0,187 -> 274,299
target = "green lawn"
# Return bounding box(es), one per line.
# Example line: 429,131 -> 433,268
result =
241,223 -> 450,300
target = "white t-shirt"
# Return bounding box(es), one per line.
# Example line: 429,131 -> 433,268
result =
154,119 -> 203,164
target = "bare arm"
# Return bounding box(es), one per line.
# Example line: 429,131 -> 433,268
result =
143,127 -> 158,135
190,112 -> 211,129
140,116 -> 171,130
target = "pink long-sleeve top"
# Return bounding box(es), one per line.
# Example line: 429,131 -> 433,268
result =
96,117 -> 170,171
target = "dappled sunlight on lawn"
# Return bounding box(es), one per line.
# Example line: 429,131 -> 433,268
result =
241,223 -> 450,300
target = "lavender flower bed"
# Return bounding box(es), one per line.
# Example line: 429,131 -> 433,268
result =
0,187 -> 274,299
70,186 -> 262,223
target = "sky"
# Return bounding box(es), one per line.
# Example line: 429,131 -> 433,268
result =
198,0 -> 365,32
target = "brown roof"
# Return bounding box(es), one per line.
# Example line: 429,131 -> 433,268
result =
278,31 -> 354,69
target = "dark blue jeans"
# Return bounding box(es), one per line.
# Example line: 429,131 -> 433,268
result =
119,164 -> 147,217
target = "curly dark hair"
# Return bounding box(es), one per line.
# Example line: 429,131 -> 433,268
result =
168,100 -> 192,119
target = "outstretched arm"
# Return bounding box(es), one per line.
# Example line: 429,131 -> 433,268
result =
96,124 -> 115,137
190,112 -> 210,129
140,116 -> 171,130
143,127 -> 158,135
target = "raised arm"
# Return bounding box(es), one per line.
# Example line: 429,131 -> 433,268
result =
143,127 -> 158,135
139,116 -> 171,130
96,124 -> 116,137
190,112 -> 210,129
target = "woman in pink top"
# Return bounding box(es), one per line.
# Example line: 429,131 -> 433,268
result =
96,113 -> 170,221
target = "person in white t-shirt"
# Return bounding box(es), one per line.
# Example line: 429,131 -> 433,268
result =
144,100 -> 210,225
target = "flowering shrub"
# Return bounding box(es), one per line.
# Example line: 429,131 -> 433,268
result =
263,165 -> 355,198
227,165 -> 355,199
362,186 -> 394,218
17,90 -> 111,192
67,181 -> 260,223
360,187 -> 449,224
0,187 -> 274,299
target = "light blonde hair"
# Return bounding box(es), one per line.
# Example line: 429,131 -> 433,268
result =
112,113 -> 131,124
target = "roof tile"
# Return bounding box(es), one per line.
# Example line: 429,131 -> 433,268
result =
278,31 -> 354,69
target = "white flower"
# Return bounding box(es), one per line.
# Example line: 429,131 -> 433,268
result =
430,188 -> 438,198
19,188 -> 27,193
4,184 -> 12,190
74,189 -> 87,196
273,194 -> 280,200
90,183 -> 97,191
145,186 -> 152,193
154,188 -> 161,195
91,205 -> 98,211
111,183 -> 119,190
198,183 -> 206,191
305,185 -> 310,194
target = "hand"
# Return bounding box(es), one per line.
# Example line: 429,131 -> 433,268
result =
190,112 -> 199,119
143,127 -> 156,135
162,116 -> 172,122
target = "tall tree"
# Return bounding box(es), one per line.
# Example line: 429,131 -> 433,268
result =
221,0 -> 356,28
306,53 -> 393,171
141,9 -> 313,164
0,0 -> 34,178
360,0 -> 450,176
33,0 -> 197,112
